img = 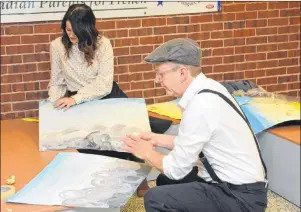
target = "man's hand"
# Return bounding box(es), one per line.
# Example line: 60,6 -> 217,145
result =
54,97 -> 76,111
122,135 -> 155,160
139,132 -> 158,146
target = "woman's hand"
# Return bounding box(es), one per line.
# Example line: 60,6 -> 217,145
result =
54,97 -> 76,110
139,132 -> 158,146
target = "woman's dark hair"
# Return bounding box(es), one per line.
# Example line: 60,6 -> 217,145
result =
61,4 -> 100,65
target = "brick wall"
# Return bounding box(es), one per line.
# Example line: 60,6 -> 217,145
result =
1,1 -> 300,120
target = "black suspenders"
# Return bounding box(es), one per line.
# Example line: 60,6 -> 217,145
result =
197,89 -> 268,183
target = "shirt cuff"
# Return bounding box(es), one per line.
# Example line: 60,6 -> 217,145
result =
71,94 -> 83,104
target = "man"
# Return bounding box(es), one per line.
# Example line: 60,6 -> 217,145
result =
122,38 -> 268,212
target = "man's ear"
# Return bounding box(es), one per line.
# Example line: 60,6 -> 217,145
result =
179,66 -> 189,83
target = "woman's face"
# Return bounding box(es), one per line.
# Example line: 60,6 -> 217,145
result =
66,20 -> 78,44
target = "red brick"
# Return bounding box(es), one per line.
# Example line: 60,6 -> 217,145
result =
206,73 -> 224,81
34,24 -> 61,33
167,16 -> 190,25
154,26 -> 177,35
245,70 -> 266,78
236,62 -> 257,71
129,28 -> 153,37
224,21 -> 246,29
236,11 -> 257,20
126,90 -> 143,98
1,104 -> 12,113
145,98 -> 155,104
1,112 -> 25,120
1,65 -> 7,75
211,31 -> 233,39
49,33 -> 62,41
224,38 -> 245,47
131,81 -> 154,90
268,18 -> 289,26
235,46 -> 256,54
119,82 -> 130,91
114,66 -> 128,74
201,23 -> 223,31
37,62 -> 50,71
23,72 -> 50,82
177,25 -> 200,33
223,55 -> 245,64
268,2 -> 289,9
96,20 -> 115,30
288,50 -> 300,58
142,18 -> 166,27
246,2 -> 267,11
1,84 -> 11,93
103,29 -> 128,39
1,46 -> 5,55
278,75 -> 298,83
246,19 -> 267,28
129,64 -> 153,73
191,14 -> 213,23
256,27 -> 277,36
278,42 -> 300,50
245,53 -> 266,61
157,96 -> 175,103
246,36 -> 267,45
1,55 -> 22,65
268,35 -> 288,43
288,82 -> 300,90
6,45 -> 34,54
234,29 -> 255,37
187,32 -> 210,41
117,55 -> 141,65
5,26 -> 33,35
257,76 -> 277,85
257,60 -> 278,69
7,64 -> 37,73
278,25 -> 299,34
224,72 -> 245,81
116,19 -> 141,28
12,101 -> 39,111
1,93 -> 25,102
39,81 -> 49,90
267,51 -> 288,60
257,44 -> 277,52
25,110 -> 39,118
258,10 -> 279,18
130,46 -> 153,55
265,67 -> 286,76
289,2 -> 300,8
202,57 -> 223,66
202,49 -> 212,57
201,40 -> 223,48
21,35 -> 49,44
289,33 -> 300,42
165,34 -> 188,42
114,38 -> 139,47
26,91 -> 49,100
213,13 -> 235,22
223,4 -> 245,12
287,66 -> 301,74
213,64 -> 235,73
1,36 -> 20,45
12,82 -> 40,92
201,66 -> 213,74
1,27 -> 5,35
278,58 -> 299,66
143,72 -> 156,80
113,47 -> 129,56
280,9 -> 301,17
213,47 -> 234,56
23,53 -> 49,63
266,84 -> 288,92
140,36 -> 163,45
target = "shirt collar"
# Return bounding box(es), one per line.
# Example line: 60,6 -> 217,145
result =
178,73 -> 207,110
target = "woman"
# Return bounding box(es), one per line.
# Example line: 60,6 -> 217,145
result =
48,4 -> 126,109
47,4 -> 148,196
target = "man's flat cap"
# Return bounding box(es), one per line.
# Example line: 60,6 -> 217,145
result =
144,38 -> 201,67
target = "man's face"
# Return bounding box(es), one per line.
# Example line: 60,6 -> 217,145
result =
154,63 -> 183,98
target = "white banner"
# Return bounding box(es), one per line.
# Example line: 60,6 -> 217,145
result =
1,1 -> 221,24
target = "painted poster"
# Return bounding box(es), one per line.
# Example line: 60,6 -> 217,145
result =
39,98 -> 151,152
6,152 -> 151,208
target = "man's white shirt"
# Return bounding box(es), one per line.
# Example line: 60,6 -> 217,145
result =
162,73 -> 266,185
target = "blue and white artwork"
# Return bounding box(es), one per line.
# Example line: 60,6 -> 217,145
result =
7,152 -> 151,208
39,98 -> 151,152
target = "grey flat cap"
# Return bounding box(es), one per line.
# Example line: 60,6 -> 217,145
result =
144,38 -> 201,67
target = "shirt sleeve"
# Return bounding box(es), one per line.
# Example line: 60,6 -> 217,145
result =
47,41 -> 67,102
72,37 -> 114,104
162,95 -> 219,180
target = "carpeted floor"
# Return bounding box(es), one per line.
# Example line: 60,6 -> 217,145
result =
121,182 -> 300,212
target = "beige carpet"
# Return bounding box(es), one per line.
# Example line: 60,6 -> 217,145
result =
121,182 -> 300,212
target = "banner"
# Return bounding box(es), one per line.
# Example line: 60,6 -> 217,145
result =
1,1 -> 220,24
